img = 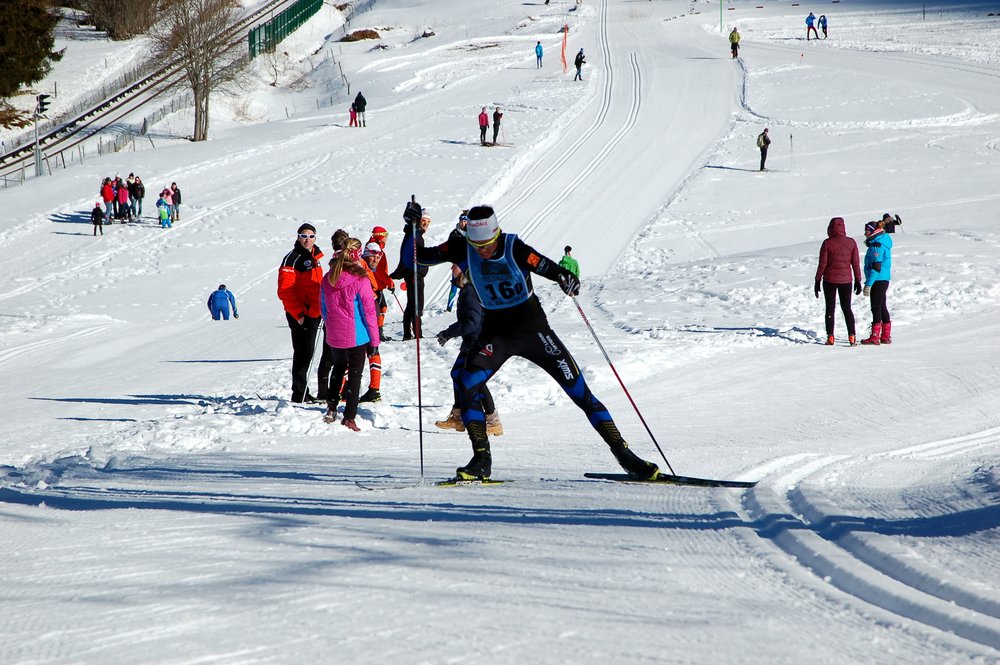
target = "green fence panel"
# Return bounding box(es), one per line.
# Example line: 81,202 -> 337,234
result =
248,0 -> 324,59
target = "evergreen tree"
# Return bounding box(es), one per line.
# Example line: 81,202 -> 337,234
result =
0,0 -> 61,99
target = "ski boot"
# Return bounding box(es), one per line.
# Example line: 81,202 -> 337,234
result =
358,388 -> 381,403
456,428 -> 491,480
435,407 -> 465,432
608,440 -> 660,480
485,410 -> 504,436
342,418 -> 360,432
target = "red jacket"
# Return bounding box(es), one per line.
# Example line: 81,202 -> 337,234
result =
478,112 -> 489,128
277,243 -> 325,319
815,217 -> 861,285
101,183 -> 114,203
366,233 -> 394,291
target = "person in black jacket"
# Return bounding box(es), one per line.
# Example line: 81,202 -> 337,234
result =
170,182 -> 182,221
574,48 -> 585,81
91,202 -> 104,236
354,91 -> 367,127
388,200 -> 428,339
129,176 -> 145,218
415,202 -> 659,481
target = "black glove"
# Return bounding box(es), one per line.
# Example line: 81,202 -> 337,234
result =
366,343 -> 378,356
436,332 -> 448,346
558,272 -> 580,296
854,282 -> 862,296
814,280 -> 821,298
403,196 -> 422,224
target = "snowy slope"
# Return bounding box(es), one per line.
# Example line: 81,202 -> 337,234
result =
1,1 -> 999,663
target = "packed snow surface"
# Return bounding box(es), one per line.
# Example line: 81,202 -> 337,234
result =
1,0 -> 999,663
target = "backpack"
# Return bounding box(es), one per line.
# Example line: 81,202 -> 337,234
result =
756,132 -> 766,148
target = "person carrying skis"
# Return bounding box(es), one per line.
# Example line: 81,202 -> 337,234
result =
278,223 -> 324,402
478,107 -> 489,146
818,14 -> 828,39
806,12 -> 819,41
354,91 -> 367,127
729,27 -> 740,59
319,237 -> 379,430
814,217 -> 861,346
574,48 -> 586,81
492,106 -> 503,145
757,127 -> 771,171
435,269 -> 504,436
860,220 -> 893,345
207,284 -> 238,321
559,245 -> 580,277
415,202 -> 660,481
535,41 -> 544,68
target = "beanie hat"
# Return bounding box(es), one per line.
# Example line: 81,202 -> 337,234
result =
371,225 -> 388,237
466,205 -> 500,246
564,245 -> 572,254
297,223 -> 316,234
882,213 -> 892,221
95,202 -> 101,207
362,242 -> 382,258
864,221 -> 879,237
219,284 -> 226,290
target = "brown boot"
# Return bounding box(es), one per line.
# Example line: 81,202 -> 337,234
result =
435,407 -> 465,432
485,410 -> 504,436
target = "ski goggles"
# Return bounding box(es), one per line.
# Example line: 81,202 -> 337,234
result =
467,229 -> 500,248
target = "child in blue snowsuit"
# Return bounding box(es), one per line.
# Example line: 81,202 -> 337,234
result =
208,284 -> 238,320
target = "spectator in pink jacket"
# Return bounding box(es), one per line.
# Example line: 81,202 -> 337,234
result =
320,237 -> 380,431
116,180 -> 131,222
814,216 -> 862,346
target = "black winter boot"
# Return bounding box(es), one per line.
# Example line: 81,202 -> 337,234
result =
456,423 -> 491,479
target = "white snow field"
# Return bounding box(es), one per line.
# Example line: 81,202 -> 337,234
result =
2,0 -> 1000,663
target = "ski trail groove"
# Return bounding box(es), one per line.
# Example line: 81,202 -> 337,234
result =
732,445 -> 1000,650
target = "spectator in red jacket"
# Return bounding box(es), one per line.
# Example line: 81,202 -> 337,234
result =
814,216 -> 862,346
366,226 -> 394,341
100,178 -> 115,222
277,223 -> 325,402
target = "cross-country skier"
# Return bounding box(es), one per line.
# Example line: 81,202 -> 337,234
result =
207,284 -> 238,321
574,48 -> 585,81
757,127 -> 771,171
415,203 -> 659,481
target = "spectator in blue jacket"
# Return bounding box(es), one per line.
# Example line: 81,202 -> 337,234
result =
860,221 -> 893,345
806,12 -> 819,40
208,284 -> 238,320
535,41 -> 543,68
818,14 -> 828,39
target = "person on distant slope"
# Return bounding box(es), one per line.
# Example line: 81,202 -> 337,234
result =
814,217 -> 861,346
319,237 -> 379,431
101,177 -> 114,222
574,48 -> 586,81
535,41 -> 544,68
757,127 -> 771,171
559,245 -> 580,277
278,223 -> 324,402
729,27 -> 740,59
116,178 -> 131,222
131,176 -> 145,218
415,202 -> 660,482
492,106 -> 503,145
860,220 -> 894,345
207,284 -> 238,321
478,106 -> 489,146
354,91 -> 367,127
91,202 -> 104,236
818,14 -> 828,39
435,269 -> 504,437
349,103 -> 358,127
806,12 -> 819,40
170,182 -> 182,222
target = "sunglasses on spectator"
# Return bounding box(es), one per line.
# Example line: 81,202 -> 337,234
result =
298,233 -> 316,239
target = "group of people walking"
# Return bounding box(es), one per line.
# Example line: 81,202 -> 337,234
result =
815,214 -> 900,346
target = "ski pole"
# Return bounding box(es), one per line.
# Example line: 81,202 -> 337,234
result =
411,195 -> 425,477
391,289 -> 405,313
569,294 -> 676,474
